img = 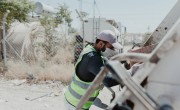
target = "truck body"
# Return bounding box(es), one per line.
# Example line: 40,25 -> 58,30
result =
75,1 -> 180,110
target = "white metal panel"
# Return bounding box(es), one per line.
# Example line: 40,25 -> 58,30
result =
144,0 -> 180,46
146,18 -> 180,110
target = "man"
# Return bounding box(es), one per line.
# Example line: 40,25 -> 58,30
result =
64,30 -> 122,110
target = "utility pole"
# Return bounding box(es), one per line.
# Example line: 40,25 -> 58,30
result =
92,0 -> 96,42
147,25 -> 150,33
120,25 -> 127,53
79,0 -> 82,12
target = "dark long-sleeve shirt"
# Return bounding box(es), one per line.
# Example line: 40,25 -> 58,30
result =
76,51 -> 119,87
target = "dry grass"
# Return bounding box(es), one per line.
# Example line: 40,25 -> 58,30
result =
4,45 -> 74,84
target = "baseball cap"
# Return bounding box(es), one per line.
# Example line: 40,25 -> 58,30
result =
97,30 -> 122,49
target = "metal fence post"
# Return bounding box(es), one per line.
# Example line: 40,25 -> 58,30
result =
2,10 -> 10,66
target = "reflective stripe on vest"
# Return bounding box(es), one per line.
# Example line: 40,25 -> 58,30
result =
72,75 -> 89,89
72,75 -> 102,90
65,45 -> 102,109
68,85 -> 96,101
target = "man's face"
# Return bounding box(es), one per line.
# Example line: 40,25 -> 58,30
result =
105,43 -> 114,50
101,41 -> 106,52
100,41 -> 114,52
96,40 -> 114,52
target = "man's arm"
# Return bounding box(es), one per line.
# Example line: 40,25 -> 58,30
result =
88,55 -> 119,87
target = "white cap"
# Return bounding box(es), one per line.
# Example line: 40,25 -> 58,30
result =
97,30 -> 122,49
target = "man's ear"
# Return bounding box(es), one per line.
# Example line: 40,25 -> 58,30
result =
99,41 -> 104,48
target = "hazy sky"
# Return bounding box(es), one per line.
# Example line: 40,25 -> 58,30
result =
32,0 -> 177,33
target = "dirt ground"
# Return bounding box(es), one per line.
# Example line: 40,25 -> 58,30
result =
0,76 -> 120,110
0,45 -> 133,110
0,77 -> 67,110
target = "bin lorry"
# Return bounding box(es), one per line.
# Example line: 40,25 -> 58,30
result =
75,0 -> 180,110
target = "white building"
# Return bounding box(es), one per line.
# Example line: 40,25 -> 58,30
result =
124,33 -> 144,45
80,18 -> 121,43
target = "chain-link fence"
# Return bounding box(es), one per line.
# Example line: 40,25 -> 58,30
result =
2,22 -> 76,84
73,35 -> 83,64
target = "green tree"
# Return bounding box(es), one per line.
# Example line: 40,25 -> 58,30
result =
39,15 -> 58,57
55,3 -> 72,27
0,0 -> 33,27
38,3 -> 73,58
0,0 -> 33,61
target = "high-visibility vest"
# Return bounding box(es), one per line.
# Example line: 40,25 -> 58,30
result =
65,45 -> 102,109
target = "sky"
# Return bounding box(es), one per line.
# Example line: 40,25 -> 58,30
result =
32,0 -> 177,33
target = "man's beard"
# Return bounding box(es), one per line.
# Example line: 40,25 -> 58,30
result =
101,44 -> 106,52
